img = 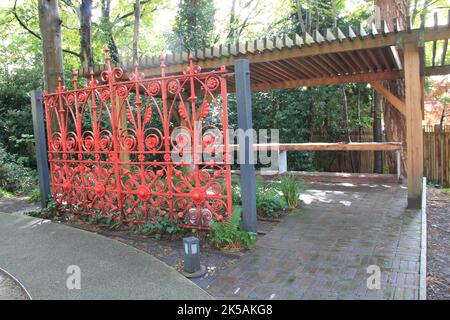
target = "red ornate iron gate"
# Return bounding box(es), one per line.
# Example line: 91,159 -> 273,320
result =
43,49 -> 232,229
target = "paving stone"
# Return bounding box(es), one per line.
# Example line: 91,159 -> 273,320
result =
204,182 -> 421,300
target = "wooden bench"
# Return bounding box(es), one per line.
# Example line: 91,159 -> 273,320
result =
227,142 -> 403,180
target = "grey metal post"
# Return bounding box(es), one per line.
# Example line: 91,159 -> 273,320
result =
31,90 -> 50,208
234,59 -> 257,233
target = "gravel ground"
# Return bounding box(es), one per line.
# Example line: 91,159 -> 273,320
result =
0,269 -> 29,300
426,187 -> 450,300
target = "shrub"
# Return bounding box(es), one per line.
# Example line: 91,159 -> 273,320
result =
0,144 -> 37,193
279,174 -> 305,208
256,184 -> 287,218
0,187 -> 12,198
210,206 -> 256,250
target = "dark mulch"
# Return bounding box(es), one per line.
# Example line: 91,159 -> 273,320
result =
61,218 -> 278,290
426,187 -> 450,300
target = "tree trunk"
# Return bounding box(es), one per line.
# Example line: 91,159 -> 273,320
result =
375,0 -> 408,176
101,0 -> 120,65
37,0 -> 64,92
373,91 -> 383,173
133,0 -> 141,63
80,0 -> 93,72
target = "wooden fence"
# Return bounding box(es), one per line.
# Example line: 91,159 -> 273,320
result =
423,125 -> 450,187
311,126 -> 450,187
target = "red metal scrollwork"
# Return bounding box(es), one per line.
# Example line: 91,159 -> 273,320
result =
43,48 -> 232,229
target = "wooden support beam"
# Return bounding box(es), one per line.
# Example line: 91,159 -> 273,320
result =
404,41 -> 424,208
370,81 -> 406,115
251,70 -> 403,91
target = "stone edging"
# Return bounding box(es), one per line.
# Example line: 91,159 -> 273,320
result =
419,177 -> 427,300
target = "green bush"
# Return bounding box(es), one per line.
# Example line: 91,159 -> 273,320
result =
279,174 -> 305,208
255,176 -> 287,218
0,187 -> 12,198
210,206 -> 256,250
0,144 -> 37,193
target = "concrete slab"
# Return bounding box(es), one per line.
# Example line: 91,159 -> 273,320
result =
0,214 -> 212,300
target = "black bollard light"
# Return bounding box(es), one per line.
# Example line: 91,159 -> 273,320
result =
182,236 -> 206,278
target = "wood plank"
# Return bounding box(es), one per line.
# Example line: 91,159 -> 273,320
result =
370,81 -> 405,115
226,142 -> 402,152
250,70 -> 403,91
404,41 -> 424,207
137,26 -> 450,77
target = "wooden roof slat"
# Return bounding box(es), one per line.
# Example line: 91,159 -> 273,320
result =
249,64 -> 280,83
304,32 -> 314,46
283,35 -> 293,48
324,53 -> 350,74
382,20 -> 390,36
252,62 -> 289,82
432,40 -> 437,66
220,44 -> 230,57
442,38 -> 448,66
336,27 -> 346,42
267,60 -> 300,80
367,49 -> 384,71
377,47 -> 392,70
344,51 -> 368,72
293,33 -> 303,47
292,57 -> 323,78
195,48 -> 205,60
237,42 -> 246,54
314,30 -> 325,44
284,58 -> 317,78
348,26 -> 357,40
326,29 -> 336,42
281,59 -> 312,79
393,17 -> 402,33
255,39 -> 264,52
370,22 -> 378,38
336,52 -> 359,74
355,50 -> 374,72
359,24 -> 368,38
273,36 -> 284,50
316,54 -> 342,75
305,56 -> 333,76
246,40 -> 255,53
264,37 -> 274,51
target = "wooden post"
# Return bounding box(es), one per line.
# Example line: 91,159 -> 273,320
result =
234,59 -> 257,233
404,42 -> 424,208
31,90 -> 51,208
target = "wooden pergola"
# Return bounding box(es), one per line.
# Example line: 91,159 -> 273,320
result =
92,14 -> 450,225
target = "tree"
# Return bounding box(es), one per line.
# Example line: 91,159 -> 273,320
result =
172,0 -> 216,52
80,0 -> 93,71
37,0 -> 65,92
100,0 -> 121,65
375,0 -> 408,175
133,0 -> 141,62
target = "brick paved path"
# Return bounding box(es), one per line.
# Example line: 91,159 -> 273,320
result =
201,182 -> 422,300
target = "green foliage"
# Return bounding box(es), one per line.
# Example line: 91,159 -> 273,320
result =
0,187 -> 12,198
143,214 -> 185,238
255,177 -> 287,218
29,187 -> 41,203
0,144 -> 37,194
29,198 -> 59,219
171,0 -> 216,52
210,206 -> 256,250
278,174 -> 305,208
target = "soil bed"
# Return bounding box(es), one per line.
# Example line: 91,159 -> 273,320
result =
426,187 -> 450,300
